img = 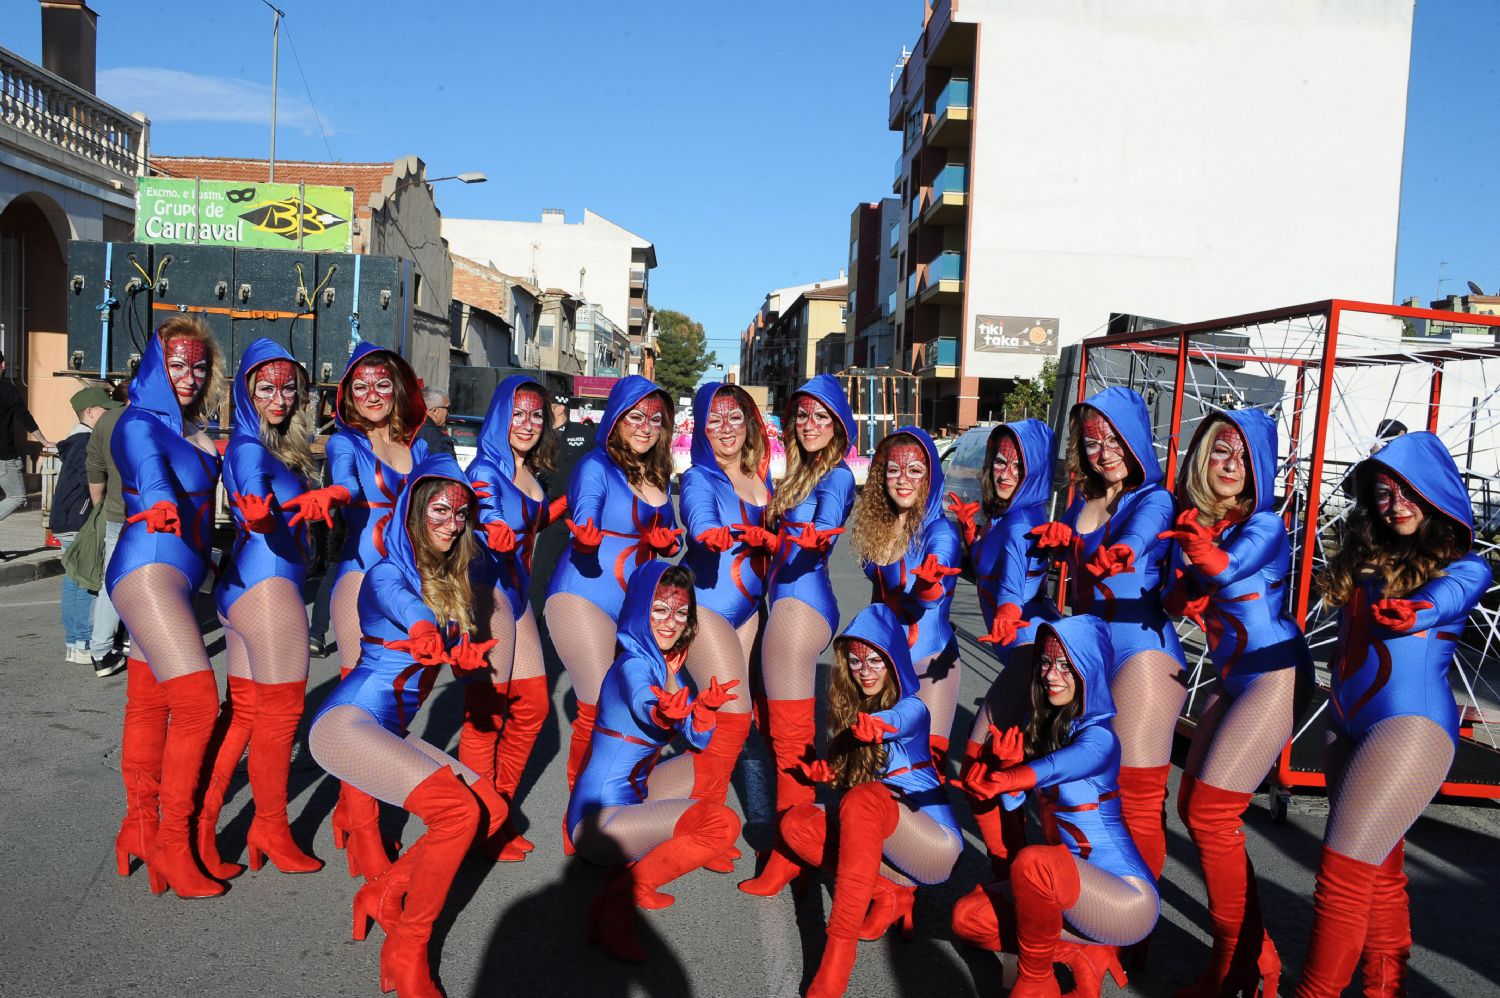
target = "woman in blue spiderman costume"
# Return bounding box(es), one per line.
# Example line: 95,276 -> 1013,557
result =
1297,432 -> 1490,998
757,375 -> 857,823
949,419 -> 1060,880
309,454 -> 508,998
546,376 -> 683,822
1032,386 -> 1184,882
952,616 -> 1157,998
285,343 -> 428,883
459,375 -> 566,862
740,603 -> 962,997
196,339 -> 324,883
679,382 -> 775,823
847,428 -> 963,767
1156,409 -> 1309,998
108,314 -> 228,899
570,562 -> 741,963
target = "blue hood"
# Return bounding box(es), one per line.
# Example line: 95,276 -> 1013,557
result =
615,560 -> 676,673
128,328 -> 189,433
475,373 -> 549,480
890,425 -> 945,527
837,604 -> 919,700
1071,387 -> 1162,489
788,375 -> 856,454
1356,431 -> 1475,547
333,341 -> 427,441
231,338 -> 307,441
991,418 -> 1055,511
1179,409 -> 1279,516
690,381 -> 772,486
596,375 -> 671,450
1034,614 -> 1116,732
384,451 -> 476,595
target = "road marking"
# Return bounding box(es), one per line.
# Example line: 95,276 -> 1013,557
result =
0,600 -> 65,608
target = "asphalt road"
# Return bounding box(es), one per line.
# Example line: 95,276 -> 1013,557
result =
2,539 -> 1497,997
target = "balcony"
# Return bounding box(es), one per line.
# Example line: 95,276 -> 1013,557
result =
888,220 -> 900,256
922,164 -> 967,226
916,336 -> 958,376
893,149 -> 906,192
918,251 -> 964,305
0,46 -> 144,185
927,78 -> 971,147
629,268 -> 647,291
629,306 -> 646,326
887,289 -> 898,316
907,271 -> 918,301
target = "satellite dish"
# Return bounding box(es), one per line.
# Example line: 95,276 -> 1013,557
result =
1468,281 -> 1486,296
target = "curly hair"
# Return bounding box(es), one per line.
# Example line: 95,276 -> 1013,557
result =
154,314 -> 226,426
767,394 -> 849,528
1065,405 -> 1143,500
654,563 -> 700,658
605,390 -> 674,492
1319,469 -> 1468,607
827,638 -> 900,790
513,384 -> 558,474
338,350 -> 416,444
1022,624 -> 1084,760
248,359 -> 317,483
1179,416 -> 1256,526
849,432 -> 927,567
407,477 -> 476,633
980,425 -> 1023,519
712,385 -> 767,479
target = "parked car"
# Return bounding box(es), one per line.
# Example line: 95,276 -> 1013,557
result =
940,423 -> 997,525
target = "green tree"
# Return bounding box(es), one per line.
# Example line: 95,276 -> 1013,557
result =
1001,358 -> 1059,422
653,309 -> 717,403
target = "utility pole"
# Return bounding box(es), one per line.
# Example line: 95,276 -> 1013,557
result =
265,1 -> 283,182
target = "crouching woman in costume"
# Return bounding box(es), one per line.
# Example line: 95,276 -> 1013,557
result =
308,454 -> 507,998
740,603 -> 963,998
1297,432 -> 1490,998
952,615 -> 1158,998
569,562 -> 742,963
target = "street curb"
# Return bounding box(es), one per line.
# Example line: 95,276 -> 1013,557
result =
0,555 -> 63,588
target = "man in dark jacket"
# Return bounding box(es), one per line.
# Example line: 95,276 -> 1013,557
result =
416,386 -> 457,459
0,349 -> 52,538
53,387 -> 120,667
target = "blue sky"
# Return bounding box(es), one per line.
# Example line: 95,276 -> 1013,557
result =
12,1 -> 1500,361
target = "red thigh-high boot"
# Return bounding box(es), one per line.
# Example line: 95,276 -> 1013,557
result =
860,877 -> 916,942
739,802 -> 823,897
763,698 -> 818,813
195,675 -> 254,880
960,738 -> 1029,881
1056,941 -> 1130,998
380,767 -> 480,998
929,734 -> 950,781
492,675 -> 548,857
1117,764 -> 1171,880
562,701 -> 597,856
1008,844 -> 1082,998
343,784 -> 398,881
145,670 -> 226,899
1176,779 -> 1280,998
117,657 -> 169,877
692,711 -> 752,872
588,799 -> 741,963
1295,847 -> 1382,998
952,882 -> 1015,951
805,782 -> 901,998
457,680 -> 524,862
245,680 -> 322,873
1360,841 -> 1411,998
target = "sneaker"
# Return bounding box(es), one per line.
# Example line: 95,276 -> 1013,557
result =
65,646 -> 91,665
309,636 -> 327,657
93,653 -> 126,678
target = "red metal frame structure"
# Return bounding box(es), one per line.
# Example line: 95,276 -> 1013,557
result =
1072,298 -> 1500,804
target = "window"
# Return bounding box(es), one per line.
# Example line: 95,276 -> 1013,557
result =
539,314 -> 555,348
412,272 -> 423,309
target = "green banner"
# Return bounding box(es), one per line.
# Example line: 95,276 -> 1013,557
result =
135,177 -> 354,251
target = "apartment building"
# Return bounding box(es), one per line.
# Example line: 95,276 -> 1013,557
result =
846,198 -> 902,369
740,281 -> 848,410
888,0 -> 1414,428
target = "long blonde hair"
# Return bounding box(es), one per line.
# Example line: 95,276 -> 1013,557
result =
407,477 -> 475,633
252,360 -> 317,483
849,432 -> 927,566
155,314 -> 226,426
1181,416 -> 1254,526
767,396 -> 848,528
827,639 -> 900,790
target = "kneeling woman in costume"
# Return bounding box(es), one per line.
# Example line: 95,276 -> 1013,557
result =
741,603 -> 962,998
569,562 -> 741,963
308,454 -> 506,998
952,615 -> 1158,998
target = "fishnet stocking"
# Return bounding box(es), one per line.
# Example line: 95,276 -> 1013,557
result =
224,578 -> 311,685
511,608 -> 546,682
645,752 -> 697,800
310,703 -> 471,807
544,593 -> 618,705
573,798 -> 700,865
1323,715 -> 1453,865
1063,864 -> 1158,947
685,609 -> 752,715
222,615 -> 251,680
881,803 -> 963,886
761,598 -> 831,701
331,572 -> 365,675
1184,668 -> 1295,794
112,564 -> 211,682
913,646 -> 963,744
475,585 -> 519,683
1111,650 -> 1188,768
967,644 -> 1035,740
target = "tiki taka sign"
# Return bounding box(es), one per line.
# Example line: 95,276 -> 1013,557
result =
972,315 -> 1058,355
135,177 -> 354,251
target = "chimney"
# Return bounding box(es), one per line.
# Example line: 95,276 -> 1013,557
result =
541,208 -> 565,225
40,1 -> 98,93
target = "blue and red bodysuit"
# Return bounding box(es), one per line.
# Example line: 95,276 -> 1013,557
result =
214,338 -> 311,617
863,427 -> 962,663
326,342 -> 428,588
1330,433 -> 1491,747
767,375 -> 858,637
971,419 -> 1060,664
1058,387 -> 1181,670
680,381 -> 774,628
106,332 -> 221,593
547,375 -> 678,622
314,453 -> 472,737
568,561 -> 717,833
1161,408 -> 1311,696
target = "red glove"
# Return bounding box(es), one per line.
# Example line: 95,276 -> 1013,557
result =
1085,543 -> 1136,580
284,485 -> 351,530
733,523 -> 780,554
987,724 -> 1026,769
1029,520 -> 1075,552
127,500 -> 181,537
567,517 -> 602,552
947,491 -> 982,547
978,603 -> 1030,646
691,676 -> 741,730
911,553 -> 962,601
448,633 -> 498,677
850,712 -> 899,744
797,758 -> 835,785
546,496 -> 568,525
695,526 -> 735,554
233,492 -> 277,534
1371,598 -> 1434,633
815,527 -> 846,550
386,620 -> 447,667
483,520 -> 517,553
1158,508 -> 1229,575
643,523 -> 684,556
649,685 -> 692,729
963,762 -> 1039,801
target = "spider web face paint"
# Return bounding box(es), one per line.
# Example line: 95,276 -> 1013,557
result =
166,337 -> 209,403
251,360 -> 298,419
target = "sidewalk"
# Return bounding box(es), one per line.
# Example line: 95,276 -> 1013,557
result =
0,504 -> 63,588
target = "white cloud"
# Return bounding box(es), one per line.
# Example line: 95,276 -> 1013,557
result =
98,67 -> 334,135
